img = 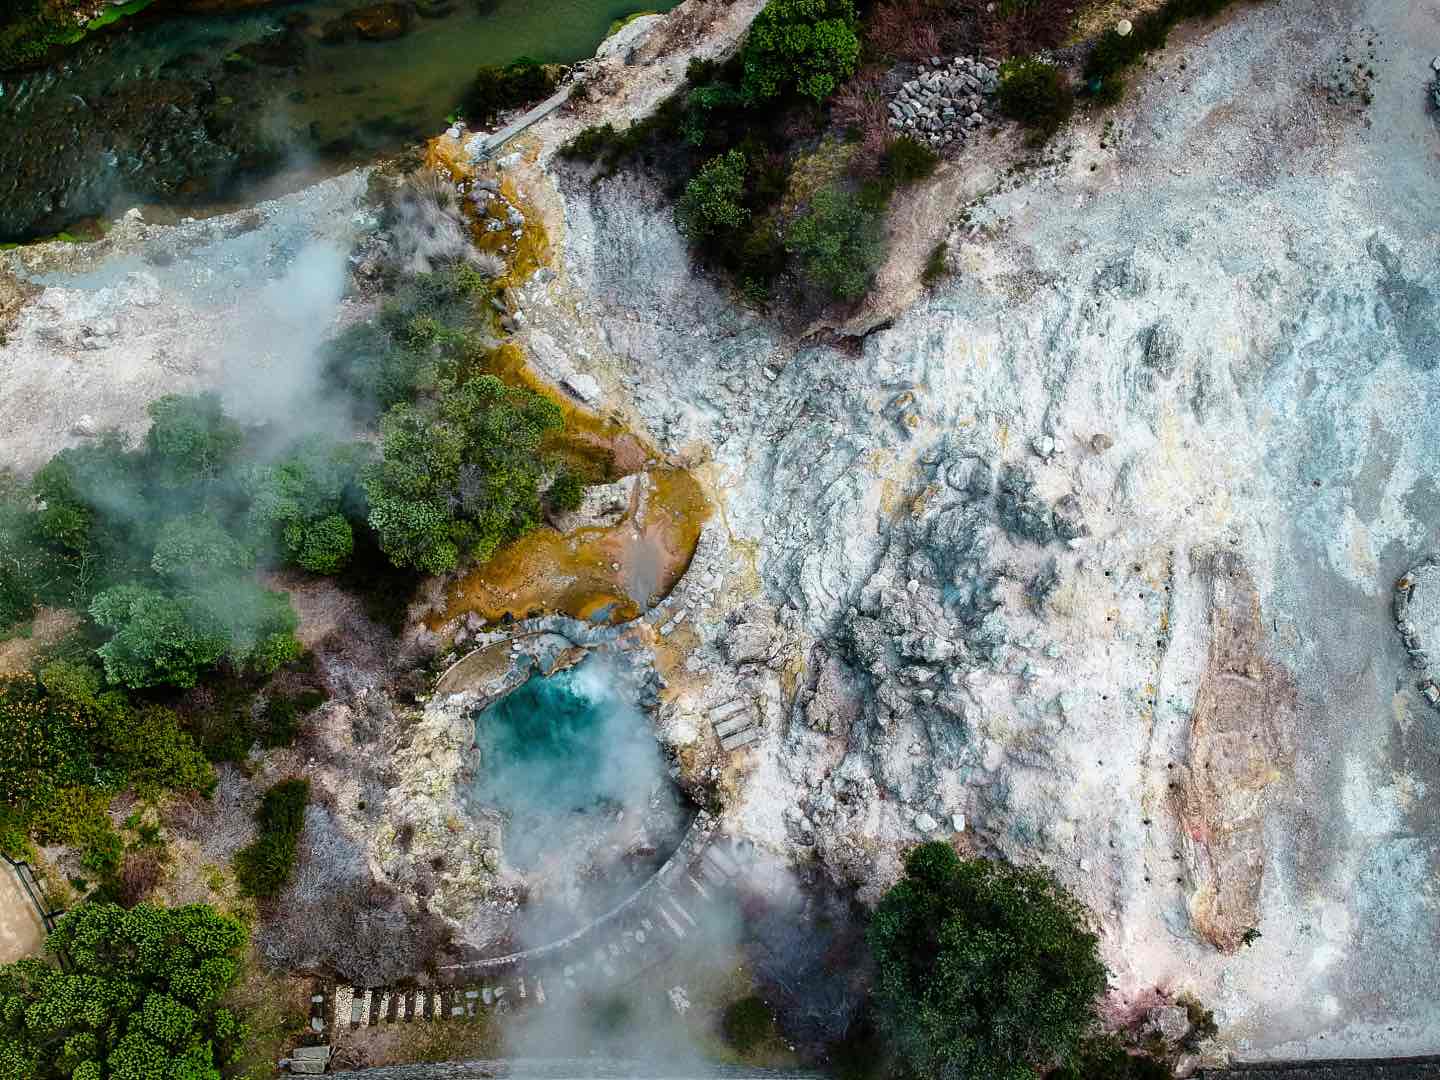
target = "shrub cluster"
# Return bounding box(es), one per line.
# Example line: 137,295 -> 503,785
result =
785,185 -> 886,301
0,670 -> 213,877
0,901 -> 249,1080
234,778 -> 309,900
997,55 -> 1074,138
742,0 -> 862,104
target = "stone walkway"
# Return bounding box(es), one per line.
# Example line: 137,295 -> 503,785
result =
316,829 -> 743,1046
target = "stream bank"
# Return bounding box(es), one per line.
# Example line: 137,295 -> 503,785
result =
0,0 -> 677,241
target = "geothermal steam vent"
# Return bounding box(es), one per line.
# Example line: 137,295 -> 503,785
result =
469,654 -> 693,937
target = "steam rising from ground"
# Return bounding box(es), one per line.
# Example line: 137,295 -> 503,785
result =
471,656 -> 691,932
216,238 -> 352,437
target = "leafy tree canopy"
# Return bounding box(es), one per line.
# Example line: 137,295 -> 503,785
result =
363,375 -> 563,574
868,843 -> 1109,1080
142,393 -> 243,492
741,0 -> 860,104
676,149 -> 751,240
785,185 -> 885,301
0,902 -> 248,1080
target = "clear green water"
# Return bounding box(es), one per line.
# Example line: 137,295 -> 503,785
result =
471,658 -> 687,876
0,0 -> 677,237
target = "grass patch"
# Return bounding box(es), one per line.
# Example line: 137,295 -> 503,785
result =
607,10 -> 658,37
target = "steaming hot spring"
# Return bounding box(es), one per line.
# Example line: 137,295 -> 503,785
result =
465,650 -> 695,942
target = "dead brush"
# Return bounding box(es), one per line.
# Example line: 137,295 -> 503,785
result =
973,0 -> 1076,58
386,170 -> 503,278
866,0 -> 943,61
831,67 -> 894,176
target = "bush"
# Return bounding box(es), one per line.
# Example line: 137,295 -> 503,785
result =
743,0 -> 861,104
546,470 -> 586,513
883,135 -> 939,184
868,843 -> 1109,1080
722,996 -> 774,1052
998,56 -> 1074,137
785,185 -> 886,301
261,689 -> 327,749
676,148 -> 751,240
1047,1034 -> 1173,1080
464,57 -> 556,126
234,778 -> 309,899
922,240 -> 949,286
680,81 -> 749,147
0,901 -> 248,1080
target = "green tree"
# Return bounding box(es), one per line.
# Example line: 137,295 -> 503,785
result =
868,843 -> 1108,1080
89,585 -> 228,690
742,0 -> 860,103
142,393 -> 243,491
363,376 -> 563,574
150,515 -> 254,582
676,149 -> 751,240
0,901 -> 248,1080
244,440 -> 364,575
181,580 -> 301,677
785,185 -> 885,300
90,579 -> 300,688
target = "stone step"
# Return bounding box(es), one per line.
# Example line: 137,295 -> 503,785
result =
704,845 -> 739,878
654,903 -> 686,939
720,726 -> 761,750
667,894 -> 698,929
713,712 -> 754,738
709,698 -> 749,723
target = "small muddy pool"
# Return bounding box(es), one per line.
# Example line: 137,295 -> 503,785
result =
469,655 -> 693,937
0,0 -> 678,239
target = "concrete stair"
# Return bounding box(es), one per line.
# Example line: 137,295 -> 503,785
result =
710,699 -> 761,751
325,841 -> 743,1040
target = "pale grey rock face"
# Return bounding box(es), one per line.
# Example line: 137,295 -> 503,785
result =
533,0 -> 1440,1061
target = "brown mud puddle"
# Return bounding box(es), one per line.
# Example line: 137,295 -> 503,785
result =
433,466 -> 709,629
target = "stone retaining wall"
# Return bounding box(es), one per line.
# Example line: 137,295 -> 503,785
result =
434,520 -> 725,696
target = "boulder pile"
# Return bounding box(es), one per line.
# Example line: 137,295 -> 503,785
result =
888,56 -> 999,149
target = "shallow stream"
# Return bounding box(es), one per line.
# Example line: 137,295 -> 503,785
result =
0,0 -> 676,239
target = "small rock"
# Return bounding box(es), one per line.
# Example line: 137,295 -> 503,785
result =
1116,18 -> 1133,36
70,414 -> 98,437
951,813 -> 966,833
1432,55 -> 1440,72
1090,432 -> 1115,453
1147,1004 -> 1191,1042
562,372 -> 601,404
915,812 -> 939,833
